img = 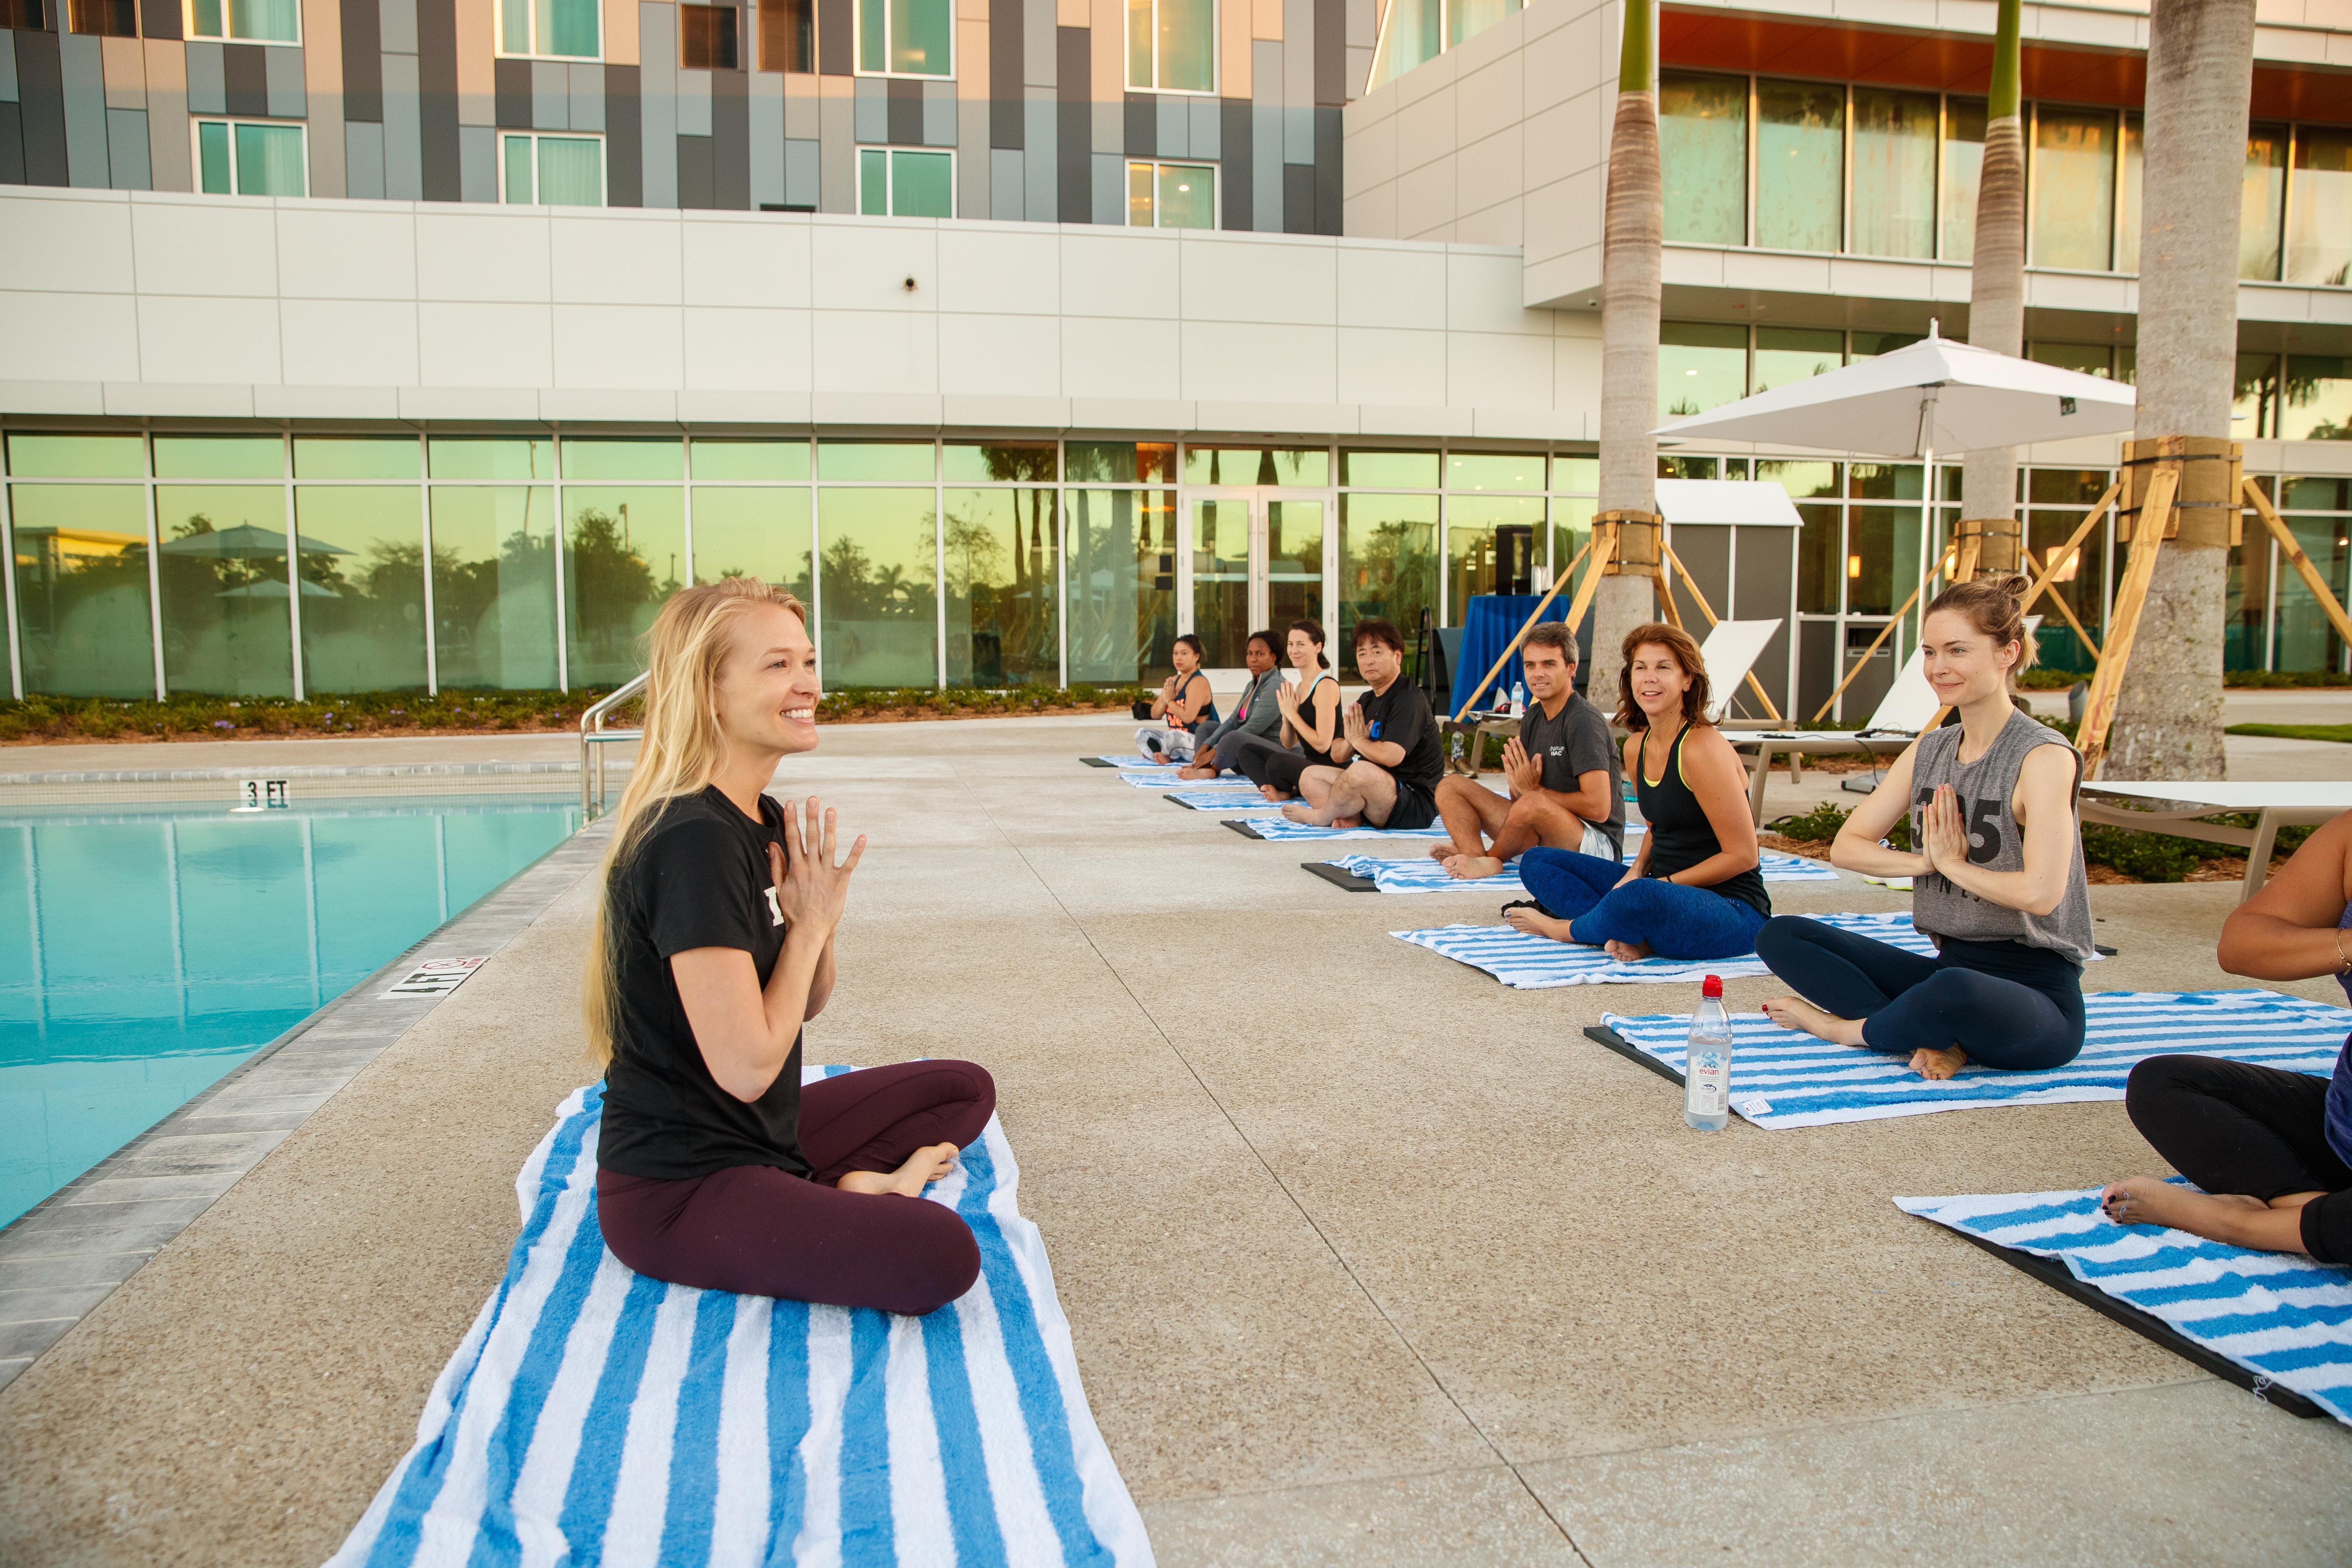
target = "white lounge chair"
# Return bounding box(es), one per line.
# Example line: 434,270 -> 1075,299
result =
2078,781 -> 2352,900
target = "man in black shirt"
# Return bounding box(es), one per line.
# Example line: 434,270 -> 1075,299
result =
1280,618 -> 1446,831
1430,620 -> 1624,879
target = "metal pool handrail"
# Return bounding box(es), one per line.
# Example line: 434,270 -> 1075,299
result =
580,673 -> 647,819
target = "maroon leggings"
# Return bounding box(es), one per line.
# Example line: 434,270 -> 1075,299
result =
596,1060 -> 997,1316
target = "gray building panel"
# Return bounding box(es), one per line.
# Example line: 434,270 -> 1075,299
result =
989,0 -> 1021,146
749,71 -> 784,207
1250,98 -> 1278,231
675,64 -> 712,138
1188,95 -> 1217,159
568,63 -> 605,131
639,3 -> 679,207
1021,90 -> 1052,220
818,0 -> 851,75
107,107 -> 151,190
922,80 -> 954,147
380,0 -> 418,57
0,105 -> 23,186
818,85 -> 853,211
223,44 -> 270,118
1314,104 -> 1338,232
1314,0 -> 1344,104
1092,150 -> 1121,226
0,31 -> 16,101
784,134 -> 819,207
1023,0 -> 1054,89
783,74 -> 819,138
1155,93 -> 1185,158
1123,93 -> 1151,157
1347,0 -> 1373,47
989,147 -> 1023,219
1218,96 -> 1249,229
459,122 -> 494,201
532,61 -> 568,129
494,58 -> 531,127
956,95 -> 986,213
140,0 -> 181,40
1285,103 -> 1311,164
606,64 -> 643,205
346,118 -> 386,197
854,76 -> 885,144
1283,0 -> 1312,104
711,68 -> 747,208
1091,97 -> 1118,156
265,41 -> 307,118
381,51 -> 424,199
416,0 -> 460,200
885,77 -> 919,145
185,42 -> 227,115
678,132 -> 714,207
342,0 -> 383,121
60,34 -> 108,188
1057,26 -> 1087,223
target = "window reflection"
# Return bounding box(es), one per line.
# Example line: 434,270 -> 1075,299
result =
1757,80 -> 1843,253
818,488 -> 938,688
1339,493 -> 1436,680
1661,73 -> 1747,245
2242,125 -> 2287,282
428,487 -> 560,689
2282,357 -> 2352,442
2287,127 -> 2352,288
565,487 -> 685,687
2031,106 -> 2116,271
943,487 -> 1057,686
1940,98 -> 1985,264
1851,88 -> 1937,259
1660,322 -> 1747,419
154,486 -> 294,697
691,488 -> 813,596
1065,488 -> 1177,686
1445,494 -> 1543,625
7,484 -> 154,697
294,487 -> 428,692
1752,328 -> 1842,396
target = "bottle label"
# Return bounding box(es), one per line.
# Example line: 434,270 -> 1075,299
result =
1687,1050 -> 1730,1115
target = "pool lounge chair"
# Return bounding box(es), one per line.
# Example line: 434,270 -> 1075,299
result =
1723,646 -> 1941,823
2078,780 -> 2352,900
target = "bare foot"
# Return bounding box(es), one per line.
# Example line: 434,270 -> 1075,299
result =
1281,802 -> 1331,825
836,1142 -> 959,1197
1603,938 -> 1654,963
1908,1046 -> 1968,1080
1259,784 -> 1291,803
1760,995 -> 1867,1047
1446,854 -> 1505,881
1332,815 -> 1363,830
1427,841 -> 1458,863
1177,764 -> 1214,781
1503,905 -> 1577,941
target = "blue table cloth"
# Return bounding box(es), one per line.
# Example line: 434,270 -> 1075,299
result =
1449,594 -> 1573,717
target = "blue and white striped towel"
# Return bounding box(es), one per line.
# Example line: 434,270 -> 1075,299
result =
1235,816 -> 1451,841
1393,911 -> 1927,989
1085,756 -> 1172,769
1164,788 -> 1277,810
1331,850 -> 1836,894
1116,772 -> 1197,788
329,1072 -> 1153,1568
1898,1186 -> 2352,1424
1602,988 -> 2346,1129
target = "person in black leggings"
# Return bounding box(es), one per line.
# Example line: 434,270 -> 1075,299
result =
1758,576 -> 2094,1079
1225,619 -> 1342,800
2101,809 -> 2352,1264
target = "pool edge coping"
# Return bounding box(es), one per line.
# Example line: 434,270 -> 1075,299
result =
0,819 -> 612,1393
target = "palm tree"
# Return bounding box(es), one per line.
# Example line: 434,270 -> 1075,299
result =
1590,0 -> 1661,703
2104,0 -> 2254,780
1959,0 -> 2025,574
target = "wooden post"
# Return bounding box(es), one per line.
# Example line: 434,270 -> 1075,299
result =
1952,518 -> 2022,579
1808,541 -> 1964,725
2244,477 -> 2352,650
2019,546 -> 2103,658
1449,533 -> 1604,722
1661,543 -> 1783,722
2075,469 -> 2177,778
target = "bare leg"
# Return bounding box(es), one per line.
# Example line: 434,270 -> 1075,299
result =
836,1142 -> 959,1197
1282,766 -> 1344,824
1338,761 -> 1398,828
1451,796 -> 1585,880
1503,904 -> 1585,942
1433,777 -> 1508,863
2101,1179 -> 2320,1255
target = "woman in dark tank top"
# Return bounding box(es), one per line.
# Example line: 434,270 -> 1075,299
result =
1227,619 -> 1345,800
1756,574 -> 2094,1081
1507,624 -> 1770,962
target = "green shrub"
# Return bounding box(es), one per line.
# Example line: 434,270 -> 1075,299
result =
1768,802 -> 1852,842
2222,670 -> 2352,688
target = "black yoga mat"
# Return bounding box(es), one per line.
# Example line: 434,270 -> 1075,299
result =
1301,862 -> 1377,892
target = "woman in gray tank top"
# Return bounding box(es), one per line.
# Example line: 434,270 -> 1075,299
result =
1754,575 -> 2095,1081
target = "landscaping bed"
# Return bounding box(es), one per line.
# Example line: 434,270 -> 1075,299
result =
1760,801 -> 2308,887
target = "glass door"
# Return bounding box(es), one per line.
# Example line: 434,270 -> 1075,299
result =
1263,493 -> 1326,632
1183,488 -> 1333,662
1188,494 -> 1255,666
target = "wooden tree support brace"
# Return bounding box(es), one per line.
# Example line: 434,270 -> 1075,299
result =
2244,478 -> 2352,651
1660,544 -> 1783,723
2019,546 -> 2103,660
1451,532 -> 1606,722
2075,470 -> 2177,780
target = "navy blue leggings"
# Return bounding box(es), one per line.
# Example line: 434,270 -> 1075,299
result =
1519,848 -> 1767,960
1755,915 -> 2086,1071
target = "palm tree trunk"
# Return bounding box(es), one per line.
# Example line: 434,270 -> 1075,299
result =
1960,0 -> 2025,573
1591,0 -> 1661,707
2104,0 -> 2253,780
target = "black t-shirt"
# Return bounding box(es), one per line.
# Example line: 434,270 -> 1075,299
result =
596,786 -> 809,1182
1355,677 -> 1445,793
1521,692 -> 1626,851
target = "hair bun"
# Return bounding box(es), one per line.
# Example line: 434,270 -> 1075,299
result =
1993,571 -> 2031,600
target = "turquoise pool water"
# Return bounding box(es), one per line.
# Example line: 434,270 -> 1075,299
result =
0,797 -> 581,1228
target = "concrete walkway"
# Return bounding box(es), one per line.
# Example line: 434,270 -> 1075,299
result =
3,714 -> 2349,1565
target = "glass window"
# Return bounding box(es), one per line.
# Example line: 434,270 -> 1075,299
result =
1447,452 -> 1544,492
1660,322 -> 1746,419
1128,0 -> 1213,92
2028,342 -> 2113,378
1338,493 -> 1436,680
1849,331 -> 1922,361
2282,357 -> 2352,442
1267,499 -> 1326,630
1553,456 -> 1598,492
2282,477 -> 2352,512
943,441 -> 1057,482
819,441 -> 934,481
186,0 -> 298,43
857,0 -> 948,75
690,487 -> 813,594
1180,447 -> 1329,486
1660,72 -> 1746,246
196,120 -> 306,196
758,0 -> 813,71
1065,488 -> 1177,686
1190,496 -> 1251,665
2237,352 -> 2281,439
2274,516 -> 2349,671
1845,506 -> 1921,616
156,485 -> 294,697
563,439 -> 683,481
294,437 -> 420,480
427,487 -> 560,689
8,433 -> 146,478
1341,450 -> 1440,488
1550,495 -> 1595,595
1447,0 -> 1520,49
681,2 -> 738,68
1850,88 -> 1936,260
496,0 -> 600,57
1127,161 -> 1216,230
1752,328 -> 1843,395
564,488 -> 685,686
818,489 -> 938,687
692,439 -> 810,481
429,438 -> 553,480
1065,443 -> 1175,483
1758,459 -> 1840,500
1371,0 -> 1439,89
2287,127 -> 2352,288
1849,463 -> 1923,500
1756,80 -> 1842,253
1794,503 -> 1840,614
2030,106 -> 2116,270
1940,97 -> 1985,263
293,488 -> 428,693
859,147 -> 952,216
154,435 -> 283,479
68,0 -> 137,35
501,132 -> 605,206
2116,112 -> 2143,273
2028,499 -> 2109,670
2242,124 -> 2287,282
1444,495 -> 1543,624
1660,455 -> 1717,480
943,489 -> 1057,686
6,484 -> 155,697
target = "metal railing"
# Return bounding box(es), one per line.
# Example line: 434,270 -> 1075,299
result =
579,673 -> 647,820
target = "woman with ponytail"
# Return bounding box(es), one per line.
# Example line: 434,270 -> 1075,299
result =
1757,573 -> 2096,1080
586,579 -> 995,1316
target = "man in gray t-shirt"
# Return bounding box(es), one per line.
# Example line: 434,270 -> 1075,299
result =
1430,622 -> 1626,880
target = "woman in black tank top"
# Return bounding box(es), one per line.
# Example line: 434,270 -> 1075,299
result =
1228,619 -> 1345,799
1507,625 -> 1771,962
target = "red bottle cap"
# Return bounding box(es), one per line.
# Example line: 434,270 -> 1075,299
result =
1702,974 -> 1723,998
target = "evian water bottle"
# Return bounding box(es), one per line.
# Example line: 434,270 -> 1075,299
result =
1684,974 -> 1734,1131
1509,679 -> 1527,717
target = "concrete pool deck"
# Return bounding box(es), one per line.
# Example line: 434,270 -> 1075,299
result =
3,711 -> 2350,1565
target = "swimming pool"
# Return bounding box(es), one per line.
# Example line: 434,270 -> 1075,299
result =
1,797 -> 582,1228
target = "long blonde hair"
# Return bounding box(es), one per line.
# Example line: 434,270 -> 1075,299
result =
582,578 -> 808,1071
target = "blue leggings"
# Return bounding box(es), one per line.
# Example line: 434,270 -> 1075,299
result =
1519,848 -> 1768,960
1754,915 -> 2086,1071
